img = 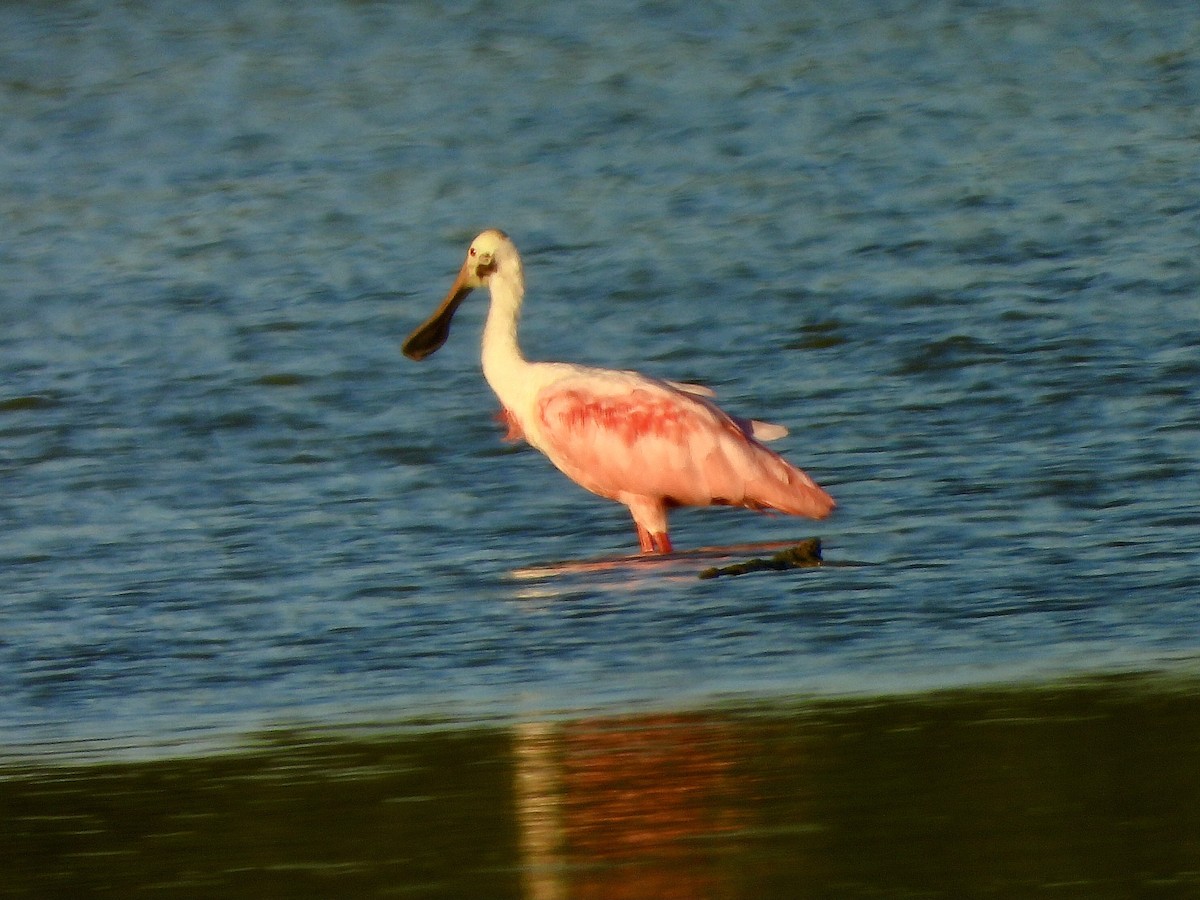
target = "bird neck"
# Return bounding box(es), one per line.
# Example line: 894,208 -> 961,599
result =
480,267 -> 530,410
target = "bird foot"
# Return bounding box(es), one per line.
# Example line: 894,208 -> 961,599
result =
635,524 -> 673,554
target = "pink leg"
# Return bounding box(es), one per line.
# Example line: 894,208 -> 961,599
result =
628,497 -> 671,554
634,522 -> 673,555
635,522 -> 655,553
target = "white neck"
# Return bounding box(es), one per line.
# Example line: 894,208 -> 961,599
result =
480,266 -> 530,411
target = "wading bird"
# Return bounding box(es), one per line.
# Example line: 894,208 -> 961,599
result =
402,229 -> 834,554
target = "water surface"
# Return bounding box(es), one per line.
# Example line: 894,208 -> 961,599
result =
2,0 -> 1199,892
6,676 -> 1200,898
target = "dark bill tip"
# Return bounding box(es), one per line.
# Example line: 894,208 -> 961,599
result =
401,285 -> 472,361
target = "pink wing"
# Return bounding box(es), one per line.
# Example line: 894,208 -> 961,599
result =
534,375 -> 834,517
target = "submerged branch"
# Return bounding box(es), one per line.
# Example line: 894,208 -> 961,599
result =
698,539 -> 823,579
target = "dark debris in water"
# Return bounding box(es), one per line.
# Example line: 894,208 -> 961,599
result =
698,538 -> 823,579
0,395 -> 58,413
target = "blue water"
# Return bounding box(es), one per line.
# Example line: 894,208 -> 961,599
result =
2,0 -> 1199,755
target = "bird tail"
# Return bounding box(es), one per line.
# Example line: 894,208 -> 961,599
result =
747,458 -> 836,520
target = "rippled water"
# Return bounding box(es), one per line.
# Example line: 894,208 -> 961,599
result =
4,0 -> 1200,743
2,0 -> 1200,889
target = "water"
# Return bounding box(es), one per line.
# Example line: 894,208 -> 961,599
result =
2,0 -> 1199,892
5,676 -> 1200,898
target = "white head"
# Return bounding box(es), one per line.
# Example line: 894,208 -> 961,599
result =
402,229 -> 522,361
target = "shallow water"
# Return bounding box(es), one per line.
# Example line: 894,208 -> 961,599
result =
2,0 -> 1199,892
6,676 -> 1200,898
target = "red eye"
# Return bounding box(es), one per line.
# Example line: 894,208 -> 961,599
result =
469,247 -> 476,256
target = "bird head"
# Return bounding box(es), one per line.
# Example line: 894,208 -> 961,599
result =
402,229 -> 514,361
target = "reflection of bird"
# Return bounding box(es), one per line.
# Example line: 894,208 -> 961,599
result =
402,229 -> 834,554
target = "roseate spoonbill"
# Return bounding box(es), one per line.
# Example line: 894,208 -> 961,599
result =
402,229 -> 834,554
